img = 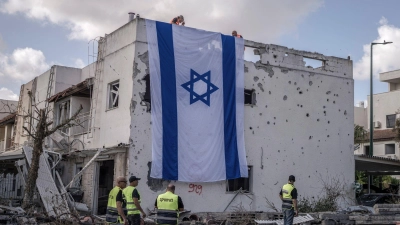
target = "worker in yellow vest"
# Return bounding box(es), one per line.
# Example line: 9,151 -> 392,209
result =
106,176 -> 128,225
123,176 -> 146,225
279,175 -> 298,225
154,184 -> 184,225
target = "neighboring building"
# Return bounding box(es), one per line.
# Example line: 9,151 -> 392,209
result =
0,17 -> 354,213
354,69 -> 400,159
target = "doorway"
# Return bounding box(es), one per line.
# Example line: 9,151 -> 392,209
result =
96,160 -> 114,215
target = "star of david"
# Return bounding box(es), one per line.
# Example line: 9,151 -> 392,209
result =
181,69 -> 219,106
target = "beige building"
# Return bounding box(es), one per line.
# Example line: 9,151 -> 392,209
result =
0,17 -> 355,215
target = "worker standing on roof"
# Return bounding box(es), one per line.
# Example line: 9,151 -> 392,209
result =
170,15 -> 185,26
232,30 -> 243,38
123,176 -> 146,225
106,176 -> 128,225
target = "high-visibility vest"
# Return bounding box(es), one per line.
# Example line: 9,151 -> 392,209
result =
156,191 -> 179,224
123,186 -> 141,215
106,186 -> 122,223
281,183 -> 295,210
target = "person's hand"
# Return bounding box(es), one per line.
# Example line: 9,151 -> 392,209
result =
295,210 -> 299,217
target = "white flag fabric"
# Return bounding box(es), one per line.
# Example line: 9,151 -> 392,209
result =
146,19 -> 247,182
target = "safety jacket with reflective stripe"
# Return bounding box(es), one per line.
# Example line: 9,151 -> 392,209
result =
106,186 -> 122,223
123,186 -> 141,215
156,191 -> 179,224
281,183 -> 295,210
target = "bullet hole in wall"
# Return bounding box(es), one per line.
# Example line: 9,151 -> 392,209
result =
326,91 -> 331,95
317,119 -> 319,122
249,127 -> 253,130
306,113 -> 309,117
269,91 -> 271,94
344,110 -> 347,115
324,111 -> 326,116
333,101 -> 335,104
309,81 -> 313,86
289,81 -> 291,84
309,136 -> 313,139
299,91 -> 303,94
283,95 -> 287,100
294,82 -> 297,85
267,121 -> 270,124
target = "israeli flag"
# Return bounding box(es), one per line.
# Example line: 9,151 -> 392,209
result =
146,20 -> 247,182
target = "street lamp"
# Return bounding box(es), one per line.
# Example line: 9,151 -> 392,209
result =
369,41 -> 393,156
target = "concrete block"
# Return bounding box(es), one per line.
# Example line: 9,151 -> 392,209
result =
319,213 -> 349,220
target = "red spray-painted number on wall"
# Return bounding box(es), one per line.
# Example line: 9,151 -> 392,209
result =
188,183 -> 202,195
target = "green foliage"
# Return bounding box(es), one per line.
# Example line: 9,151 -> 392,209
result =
354,124 -> 368,143
297,174 -> 346,213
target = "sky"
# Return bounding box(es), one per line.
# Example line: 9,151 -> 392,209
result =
0,0 -> 399,106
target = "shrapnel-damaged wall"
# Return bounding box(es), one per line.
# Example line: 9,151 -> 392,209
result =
125,18 -> 355,212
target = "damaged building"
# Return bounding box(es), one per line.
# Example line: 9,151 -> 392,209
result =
0,17 -> 354,215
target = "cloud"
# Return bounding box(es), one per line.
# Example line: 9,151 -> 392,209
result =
0,0 -> 323,42
0,87 -> 18,100
74,58 -> 85,68
0,47 -> 49,82
0,47 -> 50,98
353,17 -> 400,80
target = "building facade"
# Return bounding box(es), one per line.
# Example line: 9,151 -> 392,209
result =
354,69 -> 400,159
1,18 -> 355,214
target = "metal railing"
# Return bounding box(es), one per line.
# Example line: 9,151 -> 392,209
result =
70,112 -> 91,136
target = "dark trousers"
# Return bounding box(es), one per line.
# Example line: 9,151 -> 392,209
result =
283,208 -> 295,225
127,214 -> 141,225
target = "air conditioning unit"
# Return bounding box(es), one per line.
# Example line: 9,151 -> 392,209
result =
374,121 -> 381,128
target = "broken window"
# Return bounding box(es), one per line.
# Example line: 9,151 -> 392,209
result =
108,81 -> 119,109
57,100 -> 70,134
143,74 -> 151,103
72,163 -> 83,188
385,144 -> 395,155
244,89 -> 256,105
386,114 -> 396,128
226,166 -> 252,193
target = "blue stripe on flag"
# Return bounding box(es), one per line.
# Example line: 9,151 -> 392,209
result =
221,35 -> 241,179
156,22 -> 178,180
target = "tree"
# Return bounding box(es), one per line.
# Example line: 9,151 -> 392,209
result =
2,92 -> 83,209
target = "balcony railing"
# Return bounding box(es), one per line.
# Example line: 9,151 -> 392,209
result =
70,112 -> 90,136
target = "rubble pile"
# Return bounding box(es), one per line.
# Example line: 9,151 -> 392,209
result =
349,204 -> 400,224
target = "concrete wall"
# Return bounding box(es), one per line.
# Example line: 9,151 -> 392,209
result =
124,18 -> 355,213
54,66 -> 82,93
89,21 -> 138,149
367,90 -> 400,130
354,106 -> 368,128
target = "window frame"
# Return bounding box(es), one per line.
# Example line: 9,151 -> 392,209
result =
226,166 -> 252,193
244,89 -> 256,106
107,80 -> 120,110
386,114 -> 396,128
385,144 -> 396,155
